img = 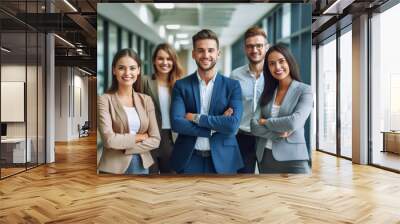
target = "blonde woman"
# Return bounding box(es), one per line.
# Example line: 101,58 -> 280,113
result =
142,43 -> 183,174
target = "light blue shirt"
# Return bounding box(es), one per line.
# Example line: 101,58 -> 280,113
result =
194,71 -> 217,151
230,64 -> 264,132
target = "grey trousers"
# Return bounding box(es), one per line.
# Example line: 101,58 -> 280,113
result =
258,149 -> 310,174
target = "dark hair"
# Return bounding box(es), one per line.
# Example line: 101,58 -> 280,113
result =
192,29 -> 219,49
260,44 -> 301,106
152,43 -> 184,92
244,26 -> 267,41
106,48 -> 142,93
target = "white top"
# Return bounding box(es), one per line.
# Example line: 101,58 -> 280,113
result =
158,85 -> 171,129
230,64 -> 264,132
194,72 -> 217,151
124,106 -> 140,134
265,104 -> 280,150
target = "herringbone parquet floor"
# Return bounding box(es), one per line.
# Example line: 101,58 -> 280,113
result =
1,135 -> 400,223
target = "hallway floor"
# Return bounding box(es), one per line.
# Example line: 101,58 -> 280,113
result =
0,135 -> 400,223
372,150 -> 400,171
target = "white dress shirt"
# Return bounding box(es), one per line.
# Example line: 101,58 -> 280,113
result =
265,104 -> 280,150
124,106 -> 140,134
158,85 -> 171,129
230,64 -> 264,132
194,72 -> 217,151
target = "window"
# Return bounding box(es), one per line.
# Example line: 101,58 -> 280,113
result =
121,30 -> 129,49
317,36 -> 337,155
339,27 -> 352,158
97,17 -> 104,95
108,23 -> 118,90
282,4 -> 291,38
371,3 -> 400,171
131,34 -> 138,52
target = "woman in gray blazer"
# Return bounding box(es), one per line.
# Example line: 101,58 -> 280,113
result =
251,44 -> 313,174
142,43 -> 183,174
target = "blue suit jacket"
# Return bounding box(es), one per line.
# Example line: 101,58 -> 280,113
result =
170,72 -> 244,174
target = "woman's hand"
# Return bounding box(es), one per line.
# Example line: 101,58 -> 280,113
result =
279,132 -> 290,138
135,133 -> 149,143
258,118 -> 267,125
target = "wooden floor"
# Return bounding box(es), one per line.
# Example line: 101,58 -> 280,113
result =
1,167 -> 26,178
1,135 -> 400,223
372,150 -> 400,171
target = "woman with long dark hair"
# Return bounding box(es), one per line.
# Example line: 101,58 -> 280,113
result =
141,43 -> 183,174
251,44 -> 313,173
98,48 -> 160,174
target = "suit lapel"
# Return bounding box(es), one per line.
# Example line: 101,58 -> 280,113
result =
278,80 -> 299,116
209,74 -> 221,115
191,73 -> 201,113
149,77 -> 161,112
264,89 -> 277,118
111,93 -> 129,133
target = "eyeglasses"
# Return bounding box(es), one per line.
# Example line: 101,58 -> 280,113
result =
245,43 -> 265,50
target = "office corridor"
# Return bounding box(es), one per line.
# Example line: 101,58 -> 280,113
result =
0,135 -> 399,223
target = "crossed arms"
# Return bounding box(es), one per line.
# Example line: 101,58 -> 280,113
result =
250,88 -> 313,140
98,95 -> 160,155
170,81 -> 243,136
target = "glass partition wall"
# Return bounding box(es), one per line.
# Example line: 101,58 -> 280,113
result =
370,2 -> 400,171
317,35 -> 337,155
0,2 -> 46,179
316,25 -> 353,159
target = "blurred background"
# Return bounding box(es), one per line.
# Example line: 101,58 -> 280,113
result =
97,3 -> 312,95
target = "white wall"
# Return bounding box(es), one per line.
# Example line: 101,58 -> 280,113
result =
54,67 -> 89,141
55,67 -> 68,141
186,49 -> 197,76
1,65 -> 26,139
72,73 -> 89,138
184,47 -> 230,76
1,65 -> 39,136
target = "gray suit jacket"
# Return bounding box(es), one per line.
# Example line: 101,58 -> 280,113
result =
250,80 -> 313,162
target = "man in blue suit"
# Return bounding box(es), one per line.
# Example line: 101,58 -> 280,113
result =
170,29 -> 244,174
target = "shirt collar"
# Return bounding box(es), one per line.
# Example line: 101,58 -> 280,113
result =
247,64 -> 263,79
196,71 -> 217,85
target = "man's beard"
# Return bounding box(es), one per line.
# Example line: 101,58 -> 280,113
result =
196,59 -> 217,72
247,56 -> 264,65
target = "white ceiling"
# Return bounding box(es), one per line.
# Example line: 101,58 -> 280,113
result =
98,3 -> 276,50
151,3 -> 276,49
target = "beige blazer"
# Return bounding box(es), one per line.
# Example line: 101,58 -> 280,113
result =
97,91 -> 160,174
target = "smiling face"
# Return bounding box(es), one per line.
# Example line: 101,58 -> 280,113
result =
154,49 -> 173,76
245,35 -> 267,64
192,38 -> 220,73
267,51 -> 291,81
112,55 -> 140,89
